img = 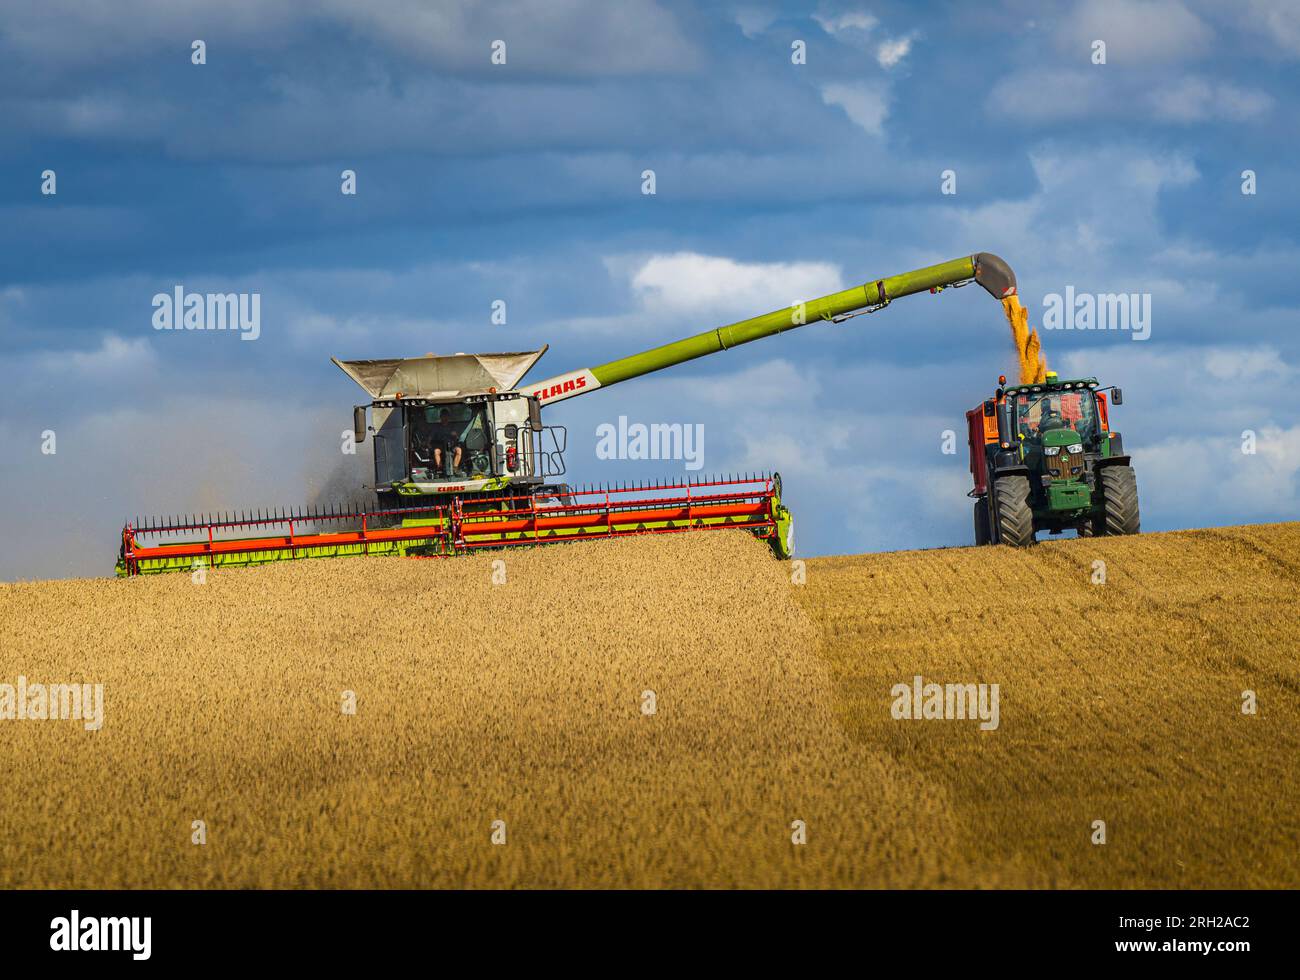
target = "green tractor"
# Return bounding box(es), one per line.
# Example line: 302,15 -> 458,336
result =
966,371 -> 1139,547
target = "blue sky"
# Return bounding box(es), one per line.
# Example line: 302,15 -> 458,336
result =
1,0 -> 1297,579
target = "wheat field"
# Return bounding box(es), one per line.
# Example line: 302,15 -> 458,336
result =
1,523 -> 1296,888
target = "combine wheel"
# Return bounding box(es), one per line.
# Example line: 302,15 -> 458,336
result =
992,475 -> 1035,548
1099,465 -> 1141,536
770,507 -> 795,559
767,472 -> 794,559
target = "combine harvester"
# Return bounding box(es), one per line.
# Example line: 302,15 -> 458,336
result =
118,252 -> 1021,576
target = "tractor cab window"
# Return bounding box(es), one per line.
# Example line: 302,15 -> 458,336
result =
407,403 -> 494,480
1015,390 -> 1100,448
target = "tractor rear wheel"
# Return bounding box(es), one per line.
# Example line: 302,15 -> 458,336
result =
992,475 -> 1035,547
973,497 -> 991,546
1099,465 -> 1140,536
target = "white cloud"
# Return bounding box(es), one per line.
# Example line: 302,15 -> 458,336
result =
813,11 -> 877,34
1056,0 -> 1211,63
987,70 -> 1272,124
0,287 -> 25,331
0,1 -> 302,63
1139,426 -> 1300,518
33,335 -> 158,377
1,0 -> 700,75
820,82 -> 889,135
327,0 -> 699,74
876,35 -> 914,69
1051,343 -> 1300,525
941,145 -> 1202,284
1146,78 -> 1272,122
733,6 -> 778,38
627,253 -> 845,317
285,311 -> 458,350
1240,0 -> 1300,57
1057,344 -> 1295,388
1203,347 -> 1291,383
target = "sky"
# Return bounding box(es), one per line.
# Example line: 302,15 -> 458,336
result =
1,0 -> 1297,580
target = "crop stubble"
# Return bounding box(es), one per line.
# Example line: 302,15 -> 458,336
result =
1,523 -> 1295,887
798,521 -> 1300,887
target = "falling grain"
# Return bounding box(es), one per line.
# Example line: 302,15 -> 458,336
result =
1002,294 -> 1048,384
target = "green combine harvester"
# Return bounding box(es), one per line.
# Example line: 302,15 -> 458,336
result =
119,252 -> 1026,575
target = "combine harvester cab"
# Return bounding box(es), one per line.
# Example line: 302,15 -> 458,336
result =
333,348 -> 566,504
966,372 -> 1140,547
118,251 -> 1024,576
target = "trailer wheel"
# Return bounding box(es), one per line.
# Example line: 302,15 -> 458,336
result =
1099,465 -> 1140,536
992,475 -> 1035,547
973,497 -> 991,546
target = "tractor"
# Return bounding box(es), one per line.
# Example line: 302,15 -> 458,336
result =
967,371 -> 1140,546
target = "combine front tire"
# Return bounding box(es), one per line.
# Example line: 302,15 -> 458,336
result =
973,497 -> 991,546
770,507 -> 795,559
1099,465 -> 1140,536
992,475 -> 1035,547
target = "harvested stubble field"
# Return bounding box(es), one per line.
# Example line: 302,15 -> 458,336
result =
1,523 -> 1297,888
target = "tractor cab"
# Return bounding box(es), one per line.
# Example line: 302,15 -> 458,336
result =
333,349 -> 568,502
1013,386 -> 1102,449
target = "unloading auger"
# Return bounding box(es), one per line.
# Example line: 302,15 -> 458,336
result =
117,253 -> 1019,575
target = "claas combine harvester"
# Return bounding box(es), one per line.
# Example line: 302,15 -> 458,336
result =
118,252 -> 1025,576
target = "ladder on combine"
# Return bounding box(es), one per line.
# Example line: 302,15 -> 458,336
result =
117,474 -> 791,576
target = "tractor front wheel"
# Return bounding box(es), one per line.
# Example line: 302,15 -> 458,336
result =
1099,465 -> 1141,536
993,475 -> 1035,547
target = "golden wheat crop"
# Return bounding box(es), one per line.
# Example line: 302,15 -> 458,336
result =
1,523 -> 1296,888
797,521 -> 1300,888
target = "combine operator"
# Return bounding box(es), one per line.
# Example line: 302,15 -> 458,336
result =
412,408 -> 465,478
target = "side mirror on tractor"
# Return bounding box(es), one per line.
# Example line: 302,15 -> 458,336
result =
1111,387 -> 1123,405
529,398 -> 543,432
353,405 -> 367,443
